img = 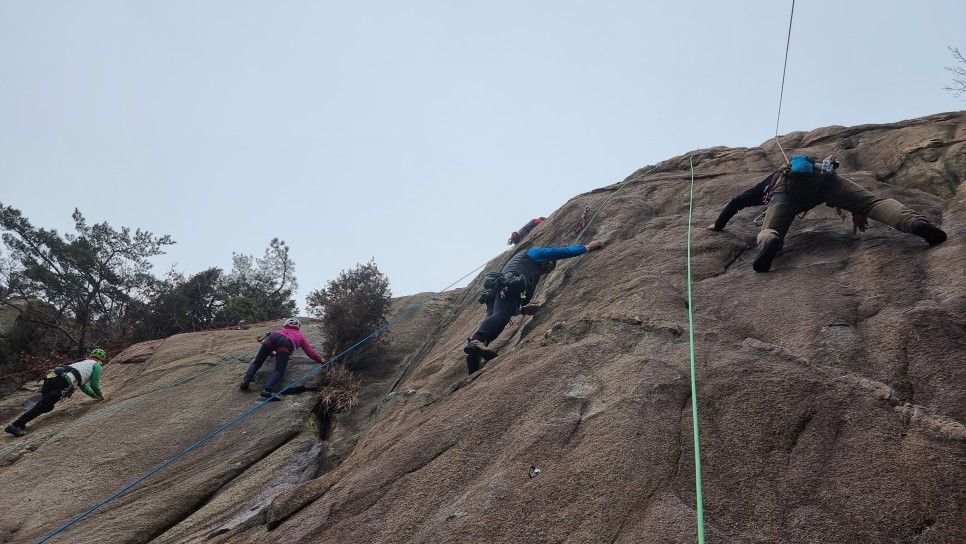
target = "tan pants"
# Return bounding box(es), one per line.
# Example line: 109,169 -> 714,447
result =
757,173 -> 925,247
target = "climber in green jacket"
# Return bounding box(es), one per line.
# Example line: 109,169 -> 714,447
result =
4,349 -> 107,437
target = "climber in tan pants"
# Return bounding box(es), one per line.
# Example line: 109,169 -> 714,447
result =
753,170 -> 947,272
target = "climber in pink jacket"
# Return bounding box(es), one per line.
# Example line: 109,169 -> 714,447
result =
240,318 -> 325,399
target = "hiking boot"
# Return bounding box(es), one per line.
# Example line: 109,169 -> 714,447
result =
753,234 -> 782,273
911,219 -> 947,246
4,424 -> 26,437
239,380 -> 251,392
463,339 -> 498,361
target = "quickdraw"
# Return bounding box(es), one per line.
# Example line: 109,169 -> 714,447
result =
572,206 -> 589,235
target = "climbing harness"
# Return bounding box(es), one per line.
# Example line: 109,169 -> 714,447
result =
479,271 -> 527,304
762,168 -> 786,206
50,364 -> 83,385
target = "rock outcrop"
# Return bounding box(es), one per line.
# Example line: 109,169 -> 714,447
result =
1,112 -> 963,544
0,298 -> 56,396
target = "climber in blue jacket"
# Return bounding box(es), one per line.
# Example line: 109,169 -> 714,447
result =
463,241 -> 604,374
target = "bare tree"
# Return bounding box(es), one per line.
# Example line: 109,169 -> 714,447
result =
945,46 -> 966,99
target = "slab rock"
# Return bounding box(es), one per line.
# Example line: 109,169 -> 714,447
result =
1,113 -> 964,544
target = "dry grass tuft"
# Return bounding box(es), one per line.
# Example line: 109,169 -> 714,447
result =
314,364 -> 360,415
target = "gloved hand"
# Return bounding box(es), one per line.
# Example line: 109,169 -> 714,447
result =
852,213 -> 869,234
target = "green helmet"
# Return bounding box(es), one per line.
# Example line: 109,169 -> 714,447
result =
89,348 -> 107,362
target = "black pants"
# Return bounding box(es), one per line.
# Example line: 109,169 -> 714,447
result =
13,375 -> 70,428
472,294 -> 522,345
243,333 -> 295,391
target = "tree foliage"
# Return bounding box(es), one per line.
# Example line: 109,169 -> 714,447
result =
306,259 -> 391,363
0,247 -> 14,297
132,238 -> 300,339
945,46 -> 966,99
218,238 -> 298,324
132,267 -> 225,339
0,204 -> 174,355
1,205 -> 305,363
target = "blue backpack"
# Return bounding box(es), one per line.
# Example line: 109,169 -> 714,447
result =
789,155 -> 817,174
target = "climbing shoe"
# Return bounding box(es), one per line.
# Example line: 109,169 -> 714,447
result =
753,234 -> 782,273
239,380 -> 251,392
5,424 -> 26,437
463,339 -> 498,361
260,390 -> 281,401
465,353 -> 482,375
911,220 -> 947,246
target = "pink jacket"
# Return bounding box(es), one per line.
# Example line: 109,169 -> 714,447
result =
275,325 -> 325,363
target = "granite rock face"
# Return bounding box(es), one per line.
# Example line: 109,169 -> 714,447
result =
1,112 -> 963,544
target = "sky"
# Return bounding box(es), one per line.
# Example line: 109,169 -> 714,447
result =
1,1 -> 963,311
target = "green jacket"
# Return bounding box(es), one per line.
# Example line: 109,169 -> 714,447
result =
68,358 -> 103,398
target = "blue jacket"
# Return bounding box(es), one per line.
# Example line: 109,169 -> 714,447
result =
502,245 -> 588,303
525,246 -> 588,263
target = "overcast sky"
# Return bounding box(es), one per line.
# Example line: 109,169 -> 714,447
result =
1,1 -> 963,310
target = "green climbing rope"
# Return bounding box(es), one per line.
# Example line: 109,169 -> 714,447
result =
686,155 -> 706,543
